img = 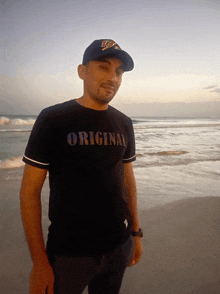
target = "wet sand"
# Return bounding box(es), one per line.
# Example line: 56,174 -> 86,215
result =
120,196 -> 220,294
1,174 -> 220,293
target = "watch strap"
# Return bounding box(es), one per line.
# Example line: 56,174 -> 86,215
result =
132,228 -> 143,237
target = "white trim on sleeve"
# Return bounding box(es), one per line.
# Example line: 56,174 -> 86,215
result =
123,154 -> 136,162
23,155 -> 50,166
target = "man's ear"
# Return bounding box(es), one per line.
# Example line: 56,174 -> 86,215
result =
78,64 -> 86,80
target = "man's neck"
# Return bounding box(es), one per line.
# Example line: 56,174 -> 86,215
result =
76,96 -> 109,111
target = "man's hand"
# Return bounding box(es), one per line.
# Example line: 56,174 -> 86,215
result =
30,261 -> 54,294
129,236 -> 143,267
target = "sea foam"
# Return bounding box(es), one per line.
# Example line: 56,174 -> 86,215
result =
0,156 -> 24,169
0,116 -> 35,126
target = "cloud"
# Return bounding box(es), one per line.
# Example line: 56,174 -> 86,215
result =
202,84 -> 220,95
203,84 -> 218,90
210,88 -> 220,94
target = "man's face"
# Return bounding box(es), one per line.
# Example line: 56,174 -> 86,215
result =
82,57 -> 124,105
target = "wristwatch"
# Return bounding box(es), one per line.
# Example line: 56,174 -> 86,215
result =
132,228 -> 143,237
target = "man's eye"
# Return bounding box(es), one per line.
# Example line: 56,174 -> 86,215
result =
100,66 -> 108,70
117,70 -> 124,76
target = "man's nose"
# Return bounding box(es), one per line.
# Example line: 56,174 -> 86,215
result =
107,69 -> 118,82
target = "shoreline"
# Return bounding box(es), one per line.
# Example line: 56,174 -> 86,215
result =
1,174 -> 220,294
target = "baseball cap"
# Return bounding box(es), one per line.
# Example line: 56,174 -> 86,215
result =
82,39 -> 134,71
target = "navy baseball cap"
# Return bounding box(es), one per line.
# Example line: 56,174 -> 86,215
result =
82,39 -> 134,71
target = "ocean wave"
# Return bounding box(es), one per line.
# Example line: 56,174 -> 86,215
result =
134,123 -> 220,130
0,156 -> 25,169
147,151 -> 188,156
0,116 -> 35,126
0,129 -> 31,133
134,158 -> 220,168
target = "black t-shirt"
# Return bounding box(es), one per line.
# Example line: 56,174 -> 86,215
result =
23,99 -> 136,256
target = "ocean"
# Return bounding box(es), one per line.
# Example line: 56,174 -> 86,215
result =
0,114 -> 220,209
1,114 -> 220,294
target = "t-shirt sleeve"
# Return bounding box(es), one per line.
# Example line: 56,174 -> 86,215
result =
123,118 -> 136,163
22,109 -> 52,169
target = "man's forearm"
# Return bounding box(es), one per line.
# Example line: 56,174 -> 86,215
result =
123,162 -> 140,231
125,179 -> 139,231
20,189 -> 48,264
20,165 -> 48,265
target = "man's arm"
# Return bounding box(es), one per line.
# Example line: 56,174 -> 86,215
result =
20,163 -> 54,293
123,162 -> 143,266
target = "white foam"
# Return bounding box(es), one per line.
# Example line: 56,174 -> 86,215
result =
134,123 -> 220,130
0,129 -> 31,133
0,116 -> 35,126
148,151 -> 188,156
0,117 -> 10,125
0,156 -> 24,169
11,118 -> 35,125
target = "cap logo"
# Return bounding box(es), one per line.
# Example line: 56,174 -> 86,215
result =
101,40 -> 121,51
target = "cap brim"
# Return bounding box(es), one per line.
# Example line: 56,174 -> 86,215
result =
95,49 -> 134,72
113,50 -> 134,72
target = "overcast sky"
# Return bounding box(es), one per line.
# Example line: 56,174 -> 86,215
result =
2,0 -> 220,114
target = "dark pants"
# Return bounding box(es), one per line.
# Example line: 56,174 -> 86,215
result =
51,235 -> 133,294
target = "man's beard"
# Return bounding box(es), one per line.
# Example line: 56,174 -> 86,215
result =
92,94 -> 114,105
88,88 -> 116,105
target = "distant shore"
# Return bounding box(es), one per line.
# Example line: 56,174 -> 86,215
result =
1,99 -> 220,118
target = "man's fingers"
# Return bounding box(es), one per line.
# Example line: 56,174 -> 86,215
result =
128,255 -> 136,267
47,283 -> 54,294
128,251 -> 142,266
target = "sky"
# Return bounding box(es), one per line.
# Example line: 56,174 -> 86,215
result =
2,0 -> 220,115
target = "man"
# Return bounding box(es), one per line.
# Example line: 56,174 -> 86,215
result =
20,39 -> 143,294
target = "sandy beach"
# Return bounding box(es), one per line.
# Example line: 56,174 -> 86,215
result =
120,196 -> 220,294
1,172 -> 220,294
